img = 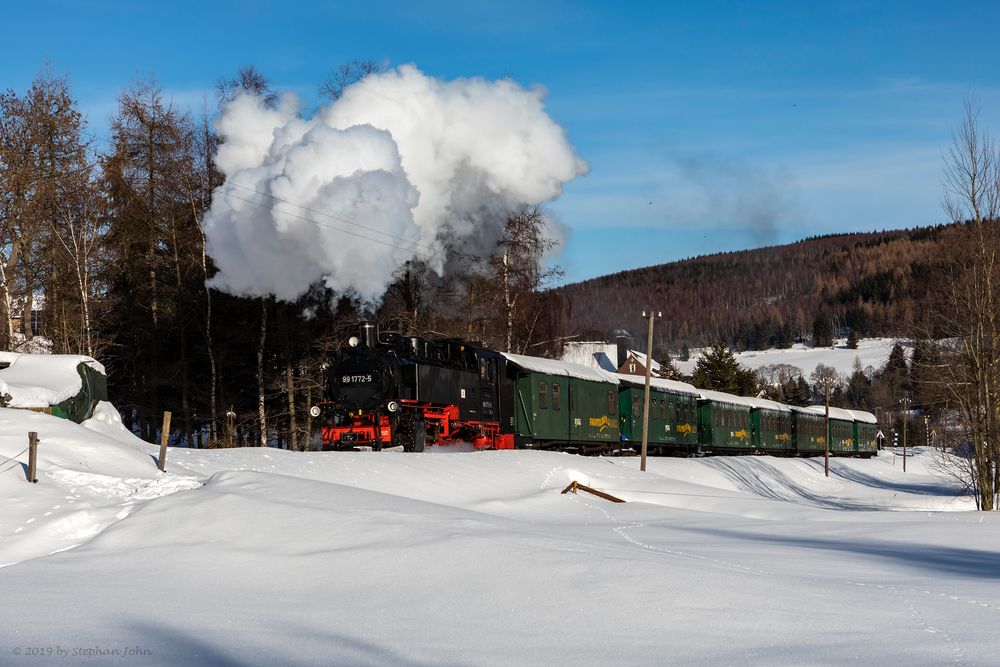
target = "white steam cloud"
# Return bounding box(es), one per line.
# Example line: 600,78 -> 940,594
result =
203,64 -> 588,301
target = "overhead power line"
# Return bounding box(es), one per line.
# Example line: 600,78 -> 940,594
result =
226,180 -> 439,255
78,128 -> 492,264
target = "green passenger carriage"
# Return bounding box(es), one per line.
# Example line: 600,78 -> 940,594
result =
804,406 -> 857,455
697,389 -> 754,452
616,375 -> 700,453
849,409 -> 879,458
791,406 -> 827,456
747,397 -> 793,454
502,353 -> 619,451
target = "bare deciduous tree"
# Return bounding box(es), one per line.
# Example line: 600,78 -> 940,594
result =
931,96 -> 1000,509
319,59 -> 381,102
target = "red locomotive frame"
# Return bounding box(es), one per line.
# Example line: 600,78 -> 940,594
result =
319,399 -> 514,450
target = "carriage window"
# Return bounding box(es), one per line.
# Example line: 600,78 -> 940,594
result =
607,390 -> 615,415
538,381 -> 548,409
480,358 -> 487,379
552,383 -> 561,411
632,394 -> 640,419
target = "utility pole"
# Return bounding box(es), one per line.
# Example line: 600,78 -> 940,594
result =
640,310 -> 661,472
824,383 -> 830,478
900,396 -> 911,473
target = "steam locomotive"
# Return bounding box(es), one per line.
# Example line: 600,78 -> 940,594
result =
310,323 -> 880,457
310,323 -> 516,451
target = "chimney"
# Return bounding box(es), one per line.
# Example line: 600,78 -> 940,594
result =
615,334 -> 630,369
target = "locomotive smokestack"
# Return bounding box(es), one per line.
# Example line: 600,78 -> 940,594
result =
360,322 -> 377,348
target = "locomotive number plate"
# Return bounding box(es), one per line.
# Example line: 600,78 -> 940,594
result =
342,375 -> 373,383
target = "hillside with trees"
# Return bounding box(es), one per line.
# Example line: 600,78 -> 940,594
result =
551,226 -> 954,355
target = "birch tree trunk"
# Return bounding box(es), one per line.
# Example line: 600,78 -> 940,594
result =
257,298 -> 268,447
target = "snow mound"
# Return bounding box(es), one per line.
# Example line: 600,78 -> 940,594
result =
0,403 -> 200,567
0,351 -> 105,408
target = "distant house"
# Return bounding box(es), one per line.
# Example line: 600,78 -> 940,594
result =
10,294 -> 43,337
616,351 -> 661,377
562,335 -> 662,377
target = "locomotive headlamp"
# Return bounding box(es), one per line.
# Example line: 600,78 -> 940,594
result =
309,405 -> 321,418
386,400 -> 400,413
348,336 -> 360,348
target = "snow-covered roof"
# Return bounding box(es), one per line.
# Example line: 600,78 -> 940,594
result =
613,374 -> 700,397
560,342 -> 619,372
0,352 -> 105,408
502,352 -> 619,384
746,397 -> 792,412
802,405 -> 857,421
847,409 -> 878,424
697,388 -> 755,408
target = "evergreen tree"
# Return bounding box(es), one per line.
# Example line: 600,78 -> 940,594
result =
881,342 -> 910,393
845,357 -> 873,410
846,328 -> 860,349
910,339 -> 941,418
787,376 -> 812,406
812,314 -> 833,347
653,358 -> 684,381
102,77 -> 202,443
691,341 -> 757,395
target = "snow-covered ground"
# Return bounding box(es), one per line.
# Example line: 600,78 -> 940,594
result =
1,399 -> 997,666
676,337 -> 909,378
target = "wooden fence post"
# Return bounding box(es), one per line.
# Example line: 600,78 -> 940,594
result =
158,411 -> 172,472
27,431 -> 38,483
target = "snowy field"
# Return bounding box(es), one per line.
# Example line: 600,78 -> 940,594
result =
1,403 -> 998,666
676,338 -> 909,378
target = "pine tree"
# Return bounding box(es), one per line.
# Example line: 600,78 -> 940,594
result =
845,357 -> 873,410
812,314 -> 833,347
691,341 -> 757,395
788,376 -> 812,406
881,342 -> 910,395
653,358 -> 684,381
846,328 -> 860,349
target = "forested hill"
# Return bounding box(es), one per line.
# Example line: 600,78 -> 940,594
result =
551,224 -> 954,352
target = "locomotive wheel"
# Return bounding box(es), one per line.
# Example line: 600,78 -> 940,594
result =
399,417 -> 426,453
412,419 -> 426,453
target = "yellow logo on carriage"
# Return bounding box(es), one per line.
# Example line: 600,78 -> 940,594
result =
589,416 -> 617,431
733,429 -> 750,440
776,433 -> 791,441
676,423 -> 695,434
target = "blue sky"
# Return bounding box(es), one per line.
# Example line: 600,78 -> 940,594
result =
4,1 -> 999,283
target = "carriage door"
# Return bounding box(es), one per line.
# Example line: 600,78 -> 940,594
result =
480,357 -> 497,422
